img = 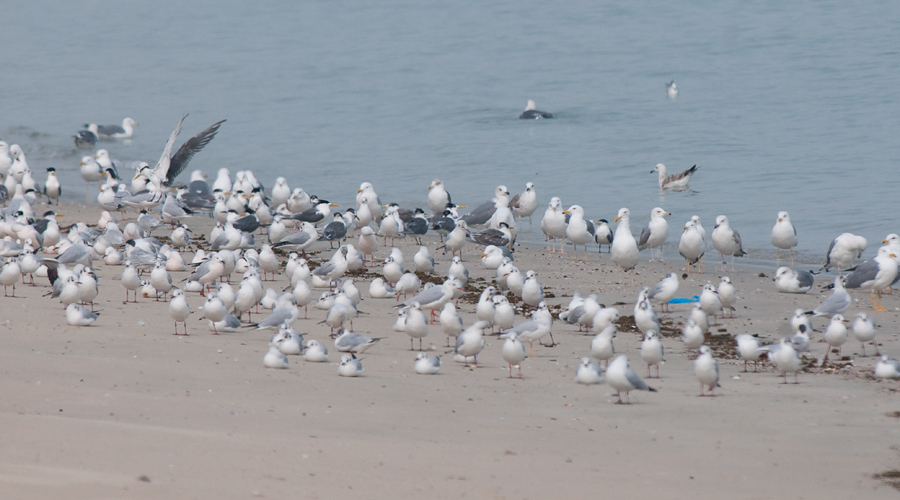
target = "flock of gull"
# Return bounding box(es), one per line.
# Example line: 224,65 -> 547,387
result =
1,112 -> 899,405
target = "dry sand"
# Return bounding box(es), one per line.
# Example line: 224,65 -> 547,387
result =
2,202 -> 899,499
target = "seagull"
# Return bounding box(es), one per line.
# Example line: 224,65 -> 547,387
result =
199,293 -> 227,334
456,321 -> 490,367
143,115 -> 226,188
470,222 -> 514,250
509,182 -> 538,225
694,345 -> 720,396
414,352 -> 441,375
168,288 -> 191,335
875,355 -> 900,379
74,129 -> 98,148
735,334 -> 763,372
271,222 -> 319,255
845,246 -> 898,311
562,205 -> 595,261
590,325 -> 617,368
807,276 -> 850,317
519,100 -> 553,119
460,185 -> 509,228
652,163 -> 697,191
273,325 -> 304,355
439,302 -> 464,346
264,343 -> 290,369
66,303 -> 99,326
681,318 -> 705,351
718,277 -> 737,317
822,314 -> 848,361
522,270 -> 544,306
303,340 -> 329,362
699,284 -> 722,322
851,312 -> 879,357
501,332 -> 527,379
666,80 -> 678,99
400,280 -> 460,322
774,267 -> 814,294
771,211 -> 798,267
711,215 -> 746,271
678,220 -> 705,273
611,208 -> 639,272
504,301 -> 554,356
640,330 -> 665,378
574,357 -> 604,385
540,197 -> 567,253
87,117 -> 139,139
823,233 -> 867,273
311,246 -> 349,288
338,354 -> 364,377
334,328 -> 381,354
638,207 -> 671,261
605,355 -> 657,404
427,179 -> 452,215
768,338 -> 801,384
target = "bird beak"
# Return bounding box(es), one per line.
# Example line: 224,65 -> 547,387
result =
428,185 -> 433,189
665,212 -> 672,216
614,216 -> 621,222
456,205 -> 467,209
357,189 -> 363,193
56,213 -> 64,218
883,239 -> 890,244
562,210 -> 569,214
330,203 -> 341,207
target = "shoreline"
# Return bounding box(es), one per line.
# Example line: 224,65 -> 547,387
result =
2,201 -> 899,498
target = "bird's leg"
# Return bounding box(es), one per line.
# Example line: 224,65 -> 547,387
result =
874,341 -> 882,356
790,250 -> 794,268
528,342 -> 535,358
518,365 -> 523,379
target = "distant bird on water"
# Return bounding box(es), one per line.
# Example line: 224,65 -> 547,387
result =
666,81 -> 678,99
519,100 -> 553,119
652,163 -> 697,191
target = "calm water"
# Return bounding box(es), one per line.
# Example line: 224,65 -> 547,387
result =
3,1 -> 899,263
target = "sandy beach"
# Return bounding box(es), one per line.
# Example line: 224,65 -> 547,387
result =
2,201 -> 899,499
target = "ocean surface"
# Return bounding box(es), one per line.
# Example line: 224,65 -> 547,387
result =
3,1 -> 899,264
